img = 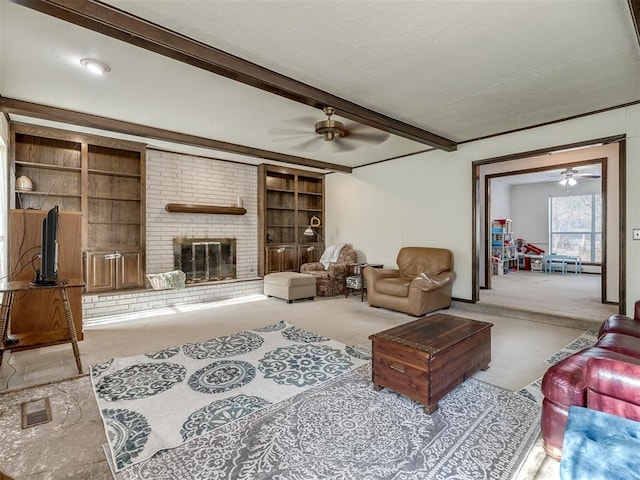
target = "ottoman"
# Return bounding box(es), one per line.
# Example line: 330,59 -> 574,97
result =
264,272 -> 316,303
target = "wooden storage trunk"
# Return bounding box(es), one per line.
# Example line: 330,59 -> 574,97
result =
369,313 -> 493,413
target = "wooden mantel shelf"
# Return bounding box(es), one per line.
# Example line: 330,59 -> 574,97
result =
165,204 -> 247,215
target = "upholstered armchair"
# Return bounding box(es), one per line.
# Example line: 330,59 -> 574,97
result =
300,244 -> 358,297
363,246 -> 456,316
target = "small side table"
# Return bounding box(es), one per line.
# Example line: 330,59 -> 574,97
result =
0,279 -> 84,374
346,263 -> 383,301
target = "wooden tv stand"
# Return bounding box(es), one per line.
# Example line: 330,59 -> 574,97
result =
5,210 -> 84,364
0,279 -> 84,374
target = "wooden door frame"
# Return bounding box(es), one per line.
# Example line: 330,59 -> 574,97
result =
471,136 -> 626,314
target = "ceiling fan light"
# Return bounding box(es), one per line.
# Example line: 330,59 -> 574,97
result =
567,177 -> 577,186
559,178 -> 568,186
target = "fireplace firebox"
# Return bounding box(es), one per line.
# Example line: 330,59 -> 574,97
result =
174,238 -> 236,284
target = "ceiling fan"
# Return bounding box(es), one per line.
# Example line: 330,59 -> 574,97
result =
559,167 -> 601,186
270,106 -> 390,153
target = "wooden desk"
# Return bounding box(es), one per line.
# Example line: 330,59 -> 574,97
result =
0,279 -> 84,374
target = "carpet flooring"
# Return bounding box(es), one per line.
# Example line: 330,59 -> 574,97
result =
113,364 -> 540,480
516,330 -> 598,404
1,300 -> 588,480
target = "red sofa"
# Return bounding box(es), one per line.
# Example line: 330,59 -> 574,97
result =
540,304 -> 640,459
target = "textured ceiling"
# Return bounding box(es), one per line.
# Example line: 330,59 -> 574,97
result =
1,0 -> 639,170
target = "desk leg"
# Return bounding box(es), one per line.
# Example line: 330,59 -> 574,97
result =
0,291 -> 14,367
60,287 -> 83,374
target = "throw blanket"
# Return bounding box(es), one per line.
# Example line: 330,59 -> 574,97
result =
561,406 -> 640,480
319,243 -> 346,268
91,320 -> 367,472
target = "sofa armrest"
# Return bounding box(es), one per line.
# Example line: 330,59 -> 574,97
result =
598,313 -> 640,338
411,271 -> 456,292
586,357 -> 640,410
363,267 -> 399,284
300,262 -> 325,273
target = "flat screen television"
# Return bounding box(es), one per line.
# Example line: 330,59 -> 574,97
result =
34,206 -> 59,285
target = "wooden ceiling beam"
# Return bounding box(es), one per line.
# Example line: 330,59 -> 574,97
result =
10,0 -> 457,152
0,97 -> 353,173
629,0 -> 640,48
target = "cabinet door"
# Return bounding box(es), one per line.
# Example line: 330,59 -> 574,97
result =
84,251 -> 116,293
117,249 -> 144,289
265,245 -> 297,273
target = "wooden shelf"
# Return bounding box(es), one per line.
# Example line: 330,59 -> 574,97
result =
165,203 -> 247,215
88,168 -> 141,178
15,161 -> 82,172
11,123 -> 146,294
259,164 -> 324,275
89,195 -> 140,201
17,191 -> 81,198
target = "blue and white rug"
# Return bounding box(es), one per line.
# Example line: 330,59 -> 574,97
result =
91,321 -> 368,471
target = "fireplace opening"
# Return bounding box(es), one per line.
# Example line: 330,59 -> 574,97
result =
174,238 -> 236,284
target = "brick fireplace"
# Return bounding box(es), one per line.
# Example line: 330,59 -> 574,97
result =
83,149 -> 262,320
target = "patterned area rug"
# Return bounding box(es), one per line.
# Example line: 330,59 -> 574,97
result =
113,363 -> 540,480
516,330 -> 598,403
91,321 -> 368,471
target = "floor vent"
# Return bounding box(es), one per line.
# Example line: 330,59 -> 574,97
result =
21,397 -> 52,429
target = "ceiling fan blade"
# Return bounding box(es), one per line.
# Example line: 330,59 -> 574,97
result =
347,123 -> 390,142
268,126 -> 309,136
290,136 -> 323,152
330,137 -> 359,152
578,173 -> 601,178
347,130 -> 390,144
281,115 -> 319,126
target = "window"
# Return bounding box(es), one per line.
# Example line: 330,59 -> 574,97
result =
549,193 -> 602,263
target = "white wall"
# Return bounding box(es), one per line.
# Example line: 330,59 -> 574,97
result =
510,178 -> 600,253
490,180 -> 511,221
327,104 -> 639,313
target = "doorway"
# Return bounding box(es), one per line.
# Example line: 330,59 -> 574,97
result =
472,137 -> 625,317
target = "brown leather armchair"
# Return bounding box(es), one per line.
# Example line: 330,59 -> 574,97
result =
363,247 -> 456,316
300,245 -> 358,297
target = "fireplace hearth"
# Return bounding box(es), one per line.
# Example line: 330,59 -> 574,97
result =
174,237 -> 236,284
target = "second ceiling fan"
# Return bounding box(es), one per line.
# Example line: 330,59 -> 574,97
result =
559,167 -> 601,186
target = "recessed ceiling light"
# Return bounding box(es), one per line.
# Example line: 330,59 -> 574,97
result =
80,58 -> 111,75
